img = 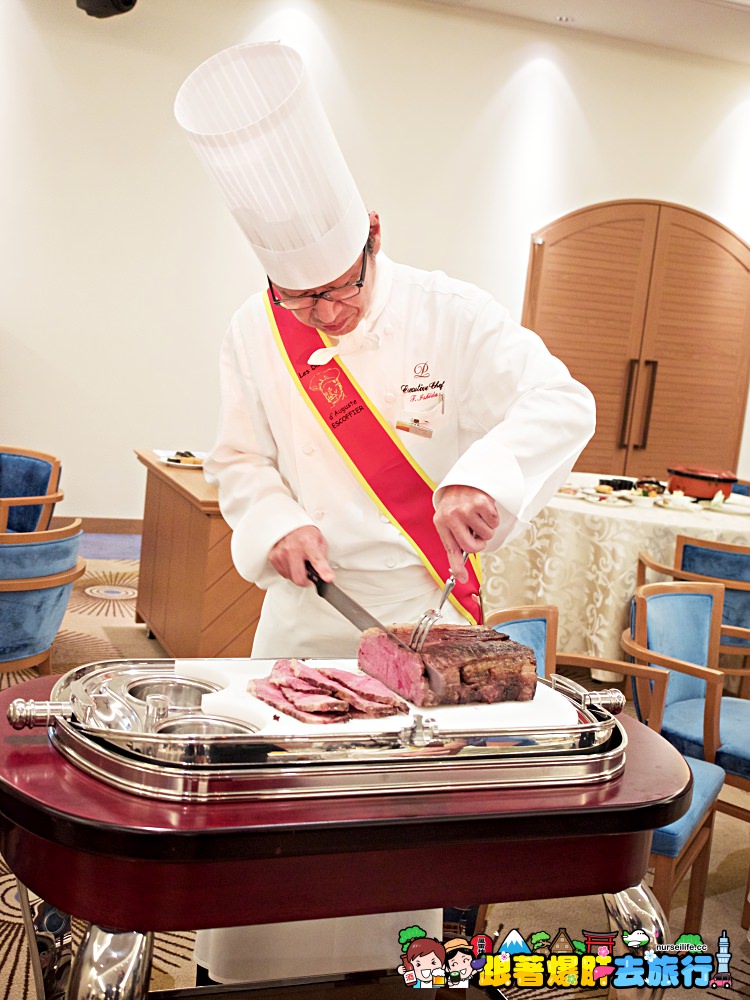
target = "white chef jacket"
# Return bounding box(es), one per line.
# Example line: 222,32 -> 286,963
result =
206,251 -> 595,651
197,251 -> 595,983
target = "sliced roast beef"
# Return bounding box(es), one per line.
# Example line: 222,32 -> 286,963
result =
358,623 -> 537,707
269,662 -> 349,712
316,666 -> 410,712
281,658 -> 409,716
248,659 -> 411,723
271,659 -> 345,697
247,677 -> 347,724
279,687 -> 350,714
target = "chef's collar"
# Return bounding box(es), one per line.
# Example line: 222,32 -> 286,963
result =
307,252 -> 393,365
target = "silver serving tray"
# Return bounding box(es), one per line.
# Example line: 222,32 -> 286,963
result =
8,658 -> 627,801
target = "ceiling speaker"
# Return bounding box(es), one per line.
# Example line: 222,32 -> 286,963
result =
76,0 -> 137,16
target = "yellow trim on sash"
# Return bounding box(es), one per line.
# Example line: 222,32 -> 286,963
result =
265,297 -> 482,618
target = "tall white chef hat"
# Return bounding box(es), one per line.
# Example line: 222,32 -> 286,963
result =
174,42 -> 370,289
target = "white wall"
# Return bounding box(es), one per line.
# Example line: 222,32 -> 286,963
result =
3,0 -> 750,519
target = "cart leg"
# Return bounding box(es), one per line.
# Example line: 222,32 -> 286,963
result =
17,878 -> 72,1000
66,925 -> 153,1000
604,881 -> 668,1000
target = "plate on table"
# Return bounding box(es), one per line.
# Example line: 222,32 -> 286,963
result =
154,449 -> 207,470
579,487 -> 629,507
654,497 -> 699,511
622,492 -> 657,508
705,494 -> 750,516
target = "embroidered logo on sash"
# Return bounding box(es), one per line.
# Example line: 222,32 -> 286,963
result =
309,367 -> 345,406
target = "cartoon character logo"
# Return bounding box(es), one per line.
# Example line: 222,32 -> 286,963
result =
622,928 -> 650,949
593,945 -> 615,982
398,926 -> 447,988
309,367 -> 345,405
444,937 -> 480,988
710,930 -> 732,987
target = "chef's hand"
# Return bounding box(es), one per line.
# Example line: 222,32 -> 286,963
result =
269,526 -> 334,587
434,485 -> 499,583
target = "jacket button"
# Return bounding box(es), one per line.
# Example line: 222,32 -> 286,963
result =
303,444 -> 315,455
314,510 -> 325,520
385,558 -> 397,568
384,392 -> 395,403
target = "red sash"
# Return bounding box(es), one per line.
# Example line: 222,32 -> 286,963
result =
265,293 -> 482,624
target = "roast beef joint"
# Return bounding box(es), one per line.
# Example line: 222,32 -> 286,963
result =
358,623 -> 537,708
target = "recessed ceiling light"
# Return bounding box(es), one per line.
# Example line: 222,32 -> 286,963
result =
555,14 -> 575,23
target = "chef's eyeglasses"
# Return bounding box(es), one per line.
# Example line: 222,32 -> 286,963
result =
268,245 -> 368,311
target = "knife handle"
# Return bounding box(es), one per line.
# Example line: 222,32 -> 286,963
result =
305,560 -> 324,595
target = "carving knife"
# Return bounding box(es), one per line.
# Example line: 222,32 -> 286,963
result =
304,561 -> 445,695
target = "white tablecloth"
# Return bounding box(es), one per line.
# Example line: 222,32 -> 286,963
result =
483,481 -> 750,662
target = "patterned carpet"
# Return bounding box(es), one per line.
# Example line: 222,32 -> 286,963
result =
0,558 -> 197,1000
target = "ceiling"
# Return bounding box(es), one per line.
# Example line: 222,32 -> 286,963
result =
414,0 -> 750,67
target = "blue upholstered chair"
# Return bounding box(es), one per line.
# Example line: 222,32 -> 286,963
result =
0,519 -> 85,674
485,605 -> 560,677
621,581 -> 750,927
485,605 -> 724,934
732,480 -> 750,497
637,536 -> 750,697
484,604 -> 669,698
0,446 -> 63,533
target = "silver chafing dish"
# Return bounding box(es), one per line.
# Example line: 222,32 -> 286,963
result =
8,658 -> 627,802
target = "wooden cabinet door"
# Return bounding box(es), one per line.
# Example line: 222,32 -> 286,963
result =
523,200 -> 750,477
628,205 -> 750,478
522,201 -> 659,473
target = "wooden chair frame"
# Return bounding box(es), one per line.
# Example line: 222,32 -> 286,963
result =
649,797 -> 718,934
482,605 -> 717,931
622,581 -> 726,744
637,535 -> 750,696
0,519 -> 82,546
0,446 -> 63,533
0,518 -> 85,675
637,534 -> 750,585
622,580 -> 750,927
485,605 -> 669,712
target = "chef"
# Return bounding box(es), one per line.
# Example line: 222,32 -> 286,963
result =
174,41 -> 595,985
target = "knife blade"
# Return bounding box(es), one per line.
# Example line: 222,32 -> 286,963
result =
304,561 -> 446,697
305,562 -> 411,649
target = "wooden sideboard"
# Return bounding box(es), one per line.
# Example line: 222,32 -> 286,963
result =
134,449 -> 264,657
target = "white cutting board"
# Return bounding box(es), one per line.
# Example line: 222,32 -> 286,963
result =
174,658 -> 579,738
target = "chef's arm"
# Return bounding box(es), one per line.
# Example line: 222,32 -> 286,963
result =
435,302 -> 596,578
208,448 -> 317,587
433,484 -> 498,583
269,525 -> 334,586
205,326 -> 319,586
436,375 -> 595,560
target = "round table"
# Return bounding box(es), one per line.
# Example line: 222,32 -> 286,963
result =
483,488 -> 749,661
